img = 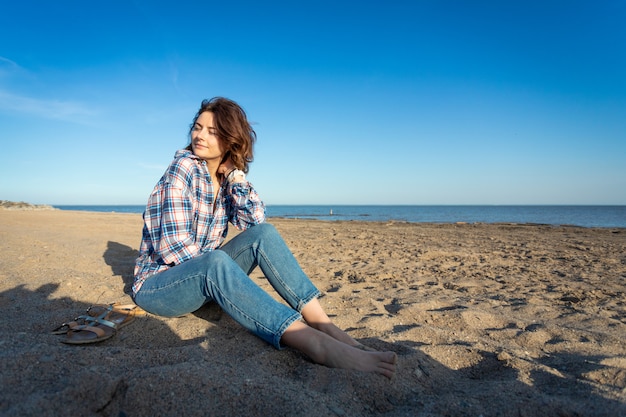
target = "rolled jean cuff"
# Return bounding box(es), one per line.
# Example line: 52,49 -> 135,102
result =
272,289 -> 320,349
273,312 -> 302,350
297,289 -> 322,312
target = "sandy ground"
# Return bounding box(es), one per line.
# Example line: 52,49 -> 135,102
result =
0,209 -> 625,417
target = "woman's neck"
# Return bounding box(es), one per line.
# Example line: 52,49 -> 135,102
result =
204,159 -> 221,184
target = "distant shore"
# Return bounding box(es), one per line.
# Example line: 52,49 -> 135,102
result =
0,200 -> 57,211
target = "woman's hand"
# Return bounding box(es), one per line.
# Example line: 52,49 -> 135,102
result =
218,159 -> 236,176
218,158 -> 246,183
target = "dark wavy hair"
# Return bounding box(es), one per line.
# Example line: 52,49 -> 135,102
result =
186,97 -> 256,173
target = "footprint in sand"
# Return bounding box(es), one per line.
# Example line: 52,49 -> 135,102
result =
460,310 -> 511,331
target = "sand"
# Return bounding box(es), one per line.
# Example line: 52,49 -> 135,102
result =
0,209 -> 625,416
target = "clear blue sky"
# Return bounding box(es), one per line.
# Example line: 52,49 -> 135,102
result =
1,1 -> 625,205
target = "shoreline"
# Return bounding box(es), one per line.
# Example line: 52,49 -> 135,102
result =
23,201 -> 626,228
1,209 -> 625,416
270,215 -> 626,230
7,205 -> 626,230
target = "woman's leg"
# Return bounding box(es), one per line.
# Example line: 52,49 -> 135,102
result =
134,235 -> 397,377
280,320 -> 397,379
133,249 -> 300,348
300,297 -> 370,348
220,223 -> 320,311
222,223 -> 374,349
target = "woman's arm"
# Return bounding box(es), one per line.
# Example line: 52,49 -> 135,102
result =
224,175 -> 266,230
145,157 -> 202,266
155,182 -> 202,265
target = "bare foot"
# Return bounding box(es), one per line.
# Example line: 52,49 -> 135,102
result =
353,342 -> 378,352
315,322 -> 378,351
320,337 -> 397,379
300,299 -> 377,351
282,321 -> 397,379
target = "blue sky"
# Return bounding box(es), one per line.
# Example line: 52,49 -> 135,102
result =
1,1 -> 625,205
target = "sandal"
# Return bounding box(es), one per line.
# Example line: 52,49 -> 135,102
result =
86,303 -> 142,329
52,303 -> 145,344
52,303 -> 144,335
52,317 -> 90,335
61,315 -> 118,345
89,303 -> 146,317
52,313 -> 110,335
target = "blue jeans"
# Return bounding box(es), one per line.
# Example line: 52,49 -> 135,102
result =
133,223 -> 321,349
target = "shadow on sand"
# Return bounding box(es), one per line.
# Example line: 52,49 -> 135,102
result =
103,241 -> 139,295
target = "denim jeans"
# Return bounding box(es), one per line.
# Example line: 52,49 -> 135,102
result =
133,223 -> 321,349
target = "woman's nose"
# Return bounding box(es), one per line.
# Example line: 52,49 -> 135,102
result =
196,127 -> 208,139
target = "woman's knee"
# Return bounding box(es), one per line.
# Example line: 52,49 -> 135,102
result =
206,249 -> 236,267
242,222 -> 280,244
194,249 -> 239,278
254,222 -> 278,236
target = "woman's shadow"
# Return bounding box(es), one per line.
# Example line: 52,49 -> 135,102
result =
103,241 -> 140,295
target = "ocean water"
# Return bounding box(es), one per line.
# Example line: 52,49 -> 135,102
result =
54,205 -> 626,228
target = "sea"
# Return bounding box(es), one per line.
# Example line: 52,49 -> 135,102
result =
53,205 -> 626,228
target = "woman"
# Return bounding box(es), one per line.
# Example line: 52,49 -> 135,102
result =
133,97 -> 396,378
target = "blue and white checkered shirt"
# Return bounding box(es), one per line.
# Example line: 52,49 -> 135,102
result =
133,149 -> 265,294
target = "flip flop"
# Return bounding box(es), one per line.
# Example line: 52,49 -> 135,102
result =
61,315 -> 117,345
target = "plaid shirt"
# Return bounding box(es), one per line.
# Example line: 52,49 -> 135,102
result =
132,150 -> 265,294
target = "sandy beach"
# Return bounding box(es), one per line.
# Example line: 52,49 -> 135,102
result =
1,208 -> 625,416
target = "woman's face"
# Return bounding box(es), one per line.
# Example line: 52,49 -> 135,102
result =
190,111 -> 225,163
